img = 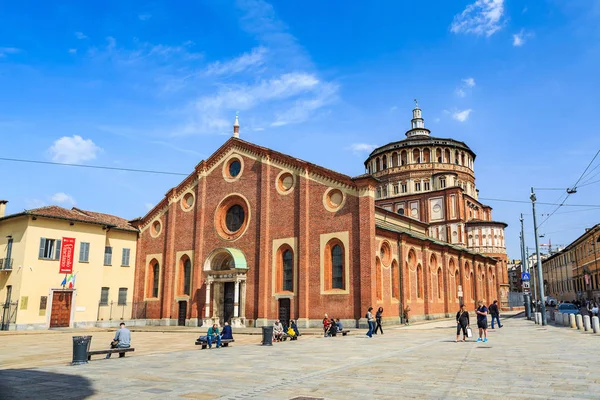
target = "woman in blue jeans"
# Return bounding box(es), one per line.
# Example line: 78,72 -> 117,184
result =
366,307 -> 374,338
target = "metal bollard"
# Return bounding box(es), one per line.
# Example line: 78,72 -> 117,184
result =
576,314 -> 583,330
555,311 -> 561,325
592,316 -> 599,333
569,313 -> 576,329
563,313 -> 570,326
583,315 -> 591,331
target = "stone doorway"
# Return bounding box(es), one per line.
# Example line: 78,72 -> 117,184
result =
50,291 -> 72,328
177,301 -> 187,326
203,248 -> 248,328
278,298 -> 290,326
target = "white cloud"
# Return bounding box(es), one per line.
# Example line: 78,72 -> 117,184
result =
347,143 -> 378,155
174,72 -> 334,135
138,14 -> 152,21
75,32 -> 87,39
49,135 -> 102,164
205,47 -> 267,76
390,106 -> 398,112
0,47 -> 20,57
51,193 -> 76,206
512,30 -> 531,47
456,88 -> 466,98
453,109 -> 473,122
462,77 -> 476,87
68,48 -> 77,54
450,0 -> 505,37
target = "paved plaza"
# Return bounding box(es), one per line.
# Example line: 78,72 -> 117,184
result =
1,315 -> 600,399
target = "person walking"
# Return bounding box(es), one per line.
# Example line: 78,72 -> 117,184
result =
365,307 -> 374,338
489,300 -> 503,329
455,304 -> 470,342
374,307 -> 384,335
476,300 -> 489,343
403,305 -> 411,326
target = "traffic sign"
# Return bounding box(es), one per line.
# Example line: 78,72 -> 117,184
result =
521,272 -> 531,281
523,281 -> 530,290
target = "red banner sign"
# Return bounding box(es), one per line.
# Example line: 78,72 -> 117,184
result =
59,237 -> 76,274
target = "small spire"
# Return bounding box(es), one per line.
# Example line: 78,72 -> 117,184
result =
414,98 -> 419,108
233,112 -> 240,138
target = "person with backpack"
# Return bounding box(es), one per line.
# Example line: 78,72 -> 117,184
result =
489,299 -> 503,329
365,307 -> 374,338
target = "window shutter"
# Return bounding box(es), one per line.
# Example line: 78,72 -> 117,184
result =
39,238 -> 46,259
54,240 -> 62,260
122,249 -> 130,266
85,243 -> 90,262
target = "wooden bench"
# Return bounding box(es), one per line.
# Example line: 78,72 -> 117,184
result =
195,338 -> 234,350
87,348 -> 135,361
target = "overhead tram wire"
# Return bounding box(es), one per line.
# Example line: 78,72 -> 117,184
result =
477,197 -> 600,208
537,149 -> 600,229
0,157 -> 189,176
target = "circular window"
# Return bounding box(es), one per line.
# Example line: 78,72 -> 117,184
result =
226,205 -> 245,232
229,160 -> 241,177
380,241 -> 392,266
215,195 -> 250,241
276,171 -> 295,195
223,155 -> 244,182
452,231 -> 458,237
181,192 -> 195,211
433,204 -> 441,213
411,208 -> 418,217
151,220 -> 161,237
323,188 -> 346,212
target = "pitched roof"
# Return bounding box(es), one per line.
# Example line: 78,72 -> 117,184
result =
0,205 -> 138,232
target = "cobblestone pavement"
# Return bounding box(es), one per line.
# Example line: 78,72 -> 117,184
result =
1,315 -> 600,399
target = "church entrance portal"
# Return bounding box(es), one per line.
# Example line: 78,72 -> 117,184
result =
177,301 -> 187,326
203,248 -> 248,328
278,298 -> 290,327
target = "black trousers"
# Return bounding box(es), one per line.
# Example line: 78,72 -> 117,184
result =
374,319 -> 383,334
457,323 -> 468,336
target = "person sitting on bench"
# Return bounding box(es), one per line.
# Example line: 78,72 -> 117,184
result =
221,322 -> 233,340
106,322 -> 131,359
286,325 -> 297,340
335,319 -> 343,333
273,320 -> 284,342
207,324 -> 221,349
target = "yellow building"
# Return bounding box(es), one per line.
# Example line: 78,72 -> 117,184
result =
0,201 -> 138,330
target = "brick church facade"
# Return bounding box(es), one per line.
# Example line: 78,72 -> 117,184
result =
132,105 -> 509,328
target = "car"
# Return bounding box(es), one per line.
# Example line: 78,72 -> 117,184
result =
557,303 -> 580,315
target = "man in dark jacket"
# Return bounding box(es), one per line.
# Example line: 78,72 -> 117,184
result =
489,300 -> 503,329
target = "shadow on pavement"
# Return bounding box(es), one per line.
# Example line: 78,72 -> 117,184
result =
0,369 -> 95,400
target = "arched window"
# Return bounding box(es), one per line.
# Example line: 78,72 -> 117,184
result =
423,148 -> 431,163
437,268 -> 443,299
444,149 -> 451,163
375,157 -> 380,172
470,271 -> 475,300
332,244 -> 344,289
376,257 -> 382,300
392,260 -> 399,299
400,151 -> 407,165
182,257 -> 191,296
382,155 -> 388,169
391,152 -> 398,167
455,150 -> 459,164
436,148 -> 442,163
416,265 -> 423,298
147,260 -> 160,298
413,149 -> 420,164
282,249 -> 293,291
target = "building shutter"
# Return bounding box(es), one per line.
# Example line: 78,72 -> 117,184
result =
104,247 -> 112,265
54,240 -> 62,260
39,238 -> 46,259
118,288 -> 127,305
85,243 -> 90,262
121,249 -> 130,266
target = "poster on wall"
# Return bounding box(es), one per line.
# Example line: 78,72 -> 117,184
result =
59,237 -> 76,274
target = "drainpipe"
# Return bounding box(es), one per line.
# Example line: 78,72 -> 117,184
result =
398,234 -> 404,324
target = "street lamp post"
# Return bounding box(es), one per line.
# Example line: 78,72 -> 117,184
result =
531,188 -> 547,325
520,214 -> 531,319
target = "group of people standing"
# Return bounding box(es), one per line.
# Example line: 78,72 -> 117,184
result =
365,307 -> 384,338
456,299 -> 502,343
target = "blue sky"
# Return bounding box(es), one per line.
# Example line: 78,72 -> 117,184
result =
1,0 -> 600,259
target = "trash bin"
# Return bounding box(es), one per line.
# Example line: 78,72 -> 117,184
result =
261,326 -> 273,346
72,335 -> 92,365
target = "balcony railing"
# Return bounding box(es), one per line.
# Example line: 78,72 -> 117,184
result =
0,258 -> 13,271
